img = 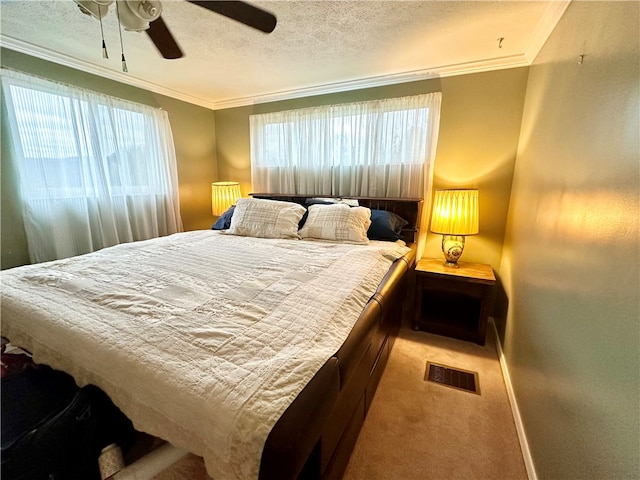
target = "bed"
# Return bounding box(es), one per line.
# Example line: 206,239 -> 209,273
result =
0,194 -> 421,480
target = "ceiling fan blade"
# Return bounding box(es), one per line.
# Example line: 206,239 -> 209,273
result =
146,16 -> 184,59
187,1 -> 277,33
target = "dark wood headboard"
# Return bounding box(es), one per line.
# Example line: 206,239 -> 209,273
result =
250,193 -> 423,244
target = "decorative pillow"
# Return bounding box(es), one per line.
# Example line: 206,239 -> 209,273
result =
298,204 -> 371,244
367,210 -> 409,241
227,198 -> 306,239
211,205 -> 235,230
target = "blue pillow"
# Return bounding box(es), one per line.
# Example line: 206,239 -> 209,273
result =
304,198 -> 336,206
367,210 -> 408,241
211,205 -> 235,230
298,209 -> 309,230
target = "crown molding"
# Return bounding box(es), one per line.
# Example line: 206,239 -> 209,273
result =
3,17 -> 556,112
0,35 -> 219,110
525,0 -> 572,63
210,54 -> 530,110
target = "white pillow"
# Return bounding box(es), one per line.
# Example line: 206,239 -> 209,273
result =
299,204 -> 371,244
227,198 -> 306,239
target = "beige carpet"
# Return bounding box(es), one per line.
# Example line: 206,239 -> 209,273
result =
343,326 -> 527,480
153,326 -> 527,480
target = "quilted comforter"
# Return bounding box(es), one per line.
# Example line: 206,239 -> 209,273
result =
1,230 -> 409,480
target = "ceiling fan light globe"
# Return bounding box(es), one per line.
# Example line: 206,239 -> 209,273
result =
118,1 -> 147,31
74,0 -> 108,19
138,2 -> 161,19
128,0 -> 162,21
120,20 -> 150,32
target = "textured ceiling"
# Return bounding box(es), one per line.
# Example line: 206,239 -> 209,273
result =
0,1 -> 569,109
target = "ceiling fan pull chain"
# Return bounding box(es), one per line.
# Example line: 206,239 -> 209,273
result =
115,2 -> 128,72
121,54 -> 128,73
98,4 -> 109,59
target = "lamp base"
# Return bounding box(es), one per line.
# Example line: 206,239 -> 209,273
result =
441,235 -> 466,267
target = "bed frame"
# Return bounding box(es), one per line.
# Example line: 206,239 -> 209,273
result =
251,194 -> 421,480
7,194 -> 422,480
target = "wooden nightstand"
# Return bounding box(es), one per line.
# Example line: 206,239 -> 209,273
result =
413,257 -> 496,345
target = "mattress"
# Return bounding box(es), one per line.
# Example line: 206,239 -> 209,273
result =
0,230 -> 410,480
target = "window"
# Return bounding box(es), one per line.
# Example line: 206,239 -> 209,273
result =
250,93 -> 441,198
2,69 -> 183,263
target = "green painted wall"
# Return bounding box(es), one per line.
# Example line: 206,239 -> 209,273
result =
215,67 -> 529,271
499,2 -> 639,478
0,48 -> 217,269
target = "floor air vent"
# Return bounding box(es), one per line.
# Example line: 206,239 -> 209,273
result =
425,362 -> 480,395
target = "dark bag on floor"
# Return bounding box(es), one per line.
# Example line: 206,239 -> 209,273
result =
1,361 -> 135,480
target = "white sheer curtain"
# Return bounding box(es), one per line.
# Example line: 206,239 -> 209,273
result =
250,93 -> 441,199
1,69 -> 183,263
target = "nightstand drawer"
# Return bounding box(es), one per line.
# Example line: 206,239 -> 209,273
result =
419,276 -> 485,297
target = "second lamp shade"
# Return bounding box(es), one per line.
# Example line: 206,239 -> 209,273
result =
430,189 -> 479,235
211,182 -> 242,216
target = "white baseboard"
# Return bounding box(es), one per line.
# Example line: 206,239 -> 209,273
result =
489,318 -> 538,480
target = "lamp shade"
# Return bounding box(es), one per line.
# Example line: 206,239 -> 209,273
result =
430,189 -> 479,235
211,182 -> 242,216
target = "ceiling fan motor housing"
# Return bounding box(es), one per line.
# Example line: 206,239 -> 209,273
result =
74,0 -> 162,31
120,1 -> 163,31
73,0 -> 277,61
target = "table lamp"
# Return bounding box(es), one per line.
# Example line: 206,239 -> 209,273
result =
211,181 -> 242,216
430,189 -> 479,267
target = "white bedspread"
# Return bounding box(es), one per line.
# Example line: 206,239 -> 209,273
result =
1,230 -> 409,480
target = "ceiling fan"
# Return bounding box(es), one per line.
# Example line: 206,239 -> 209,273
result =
73,0 -> 277,60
